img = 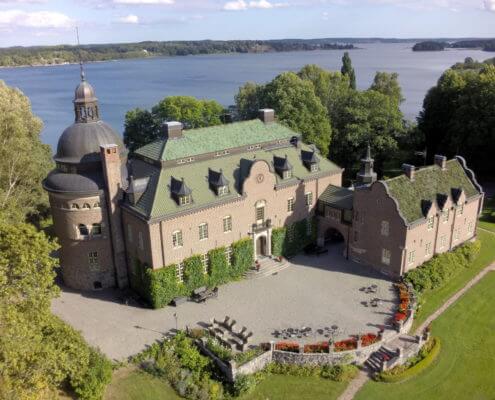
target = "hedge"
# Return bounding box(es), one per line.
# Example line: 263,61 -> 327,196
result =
404,240 -> 481,293
271,217 -> 316,257
131,238 -> 254,308
379,337 -> 441,383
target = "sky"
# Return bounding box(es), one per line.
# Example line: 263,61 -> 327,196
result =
0,0 -> 494,47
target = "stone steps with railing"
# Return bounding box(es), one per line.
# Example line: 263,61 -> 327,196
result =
244,257 -> 290,279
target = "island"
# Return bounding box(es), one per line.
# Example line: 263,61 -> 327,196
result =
412,41 -> 448,51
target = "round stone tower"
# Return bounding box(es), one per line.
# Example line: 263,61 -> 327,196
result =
43,70 -> 128,290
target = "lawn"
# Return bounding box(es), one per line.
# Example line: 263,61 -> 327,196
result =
104,368 -> 182,400
241,375 -> 348,400
411,228 -> 495,331
478,196 -> 495,233
355,270 -> 495,400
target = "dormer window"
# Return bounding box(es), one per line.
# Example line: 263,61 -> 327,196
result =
170,177 -> 192,206
301,149 -> 319,172
208,168 -> 230,196
274,155 -> 293,180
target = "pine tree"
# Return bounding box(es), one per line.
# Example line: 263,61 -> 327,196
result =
341,52 -> 357,90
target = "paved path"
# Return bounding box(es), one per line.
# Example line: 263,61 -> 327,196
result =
338,259 -> 495,400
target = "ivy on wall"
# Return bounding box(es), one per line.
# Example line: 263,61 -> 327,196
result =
130,238 -> 254,309
272,217 -> 316,257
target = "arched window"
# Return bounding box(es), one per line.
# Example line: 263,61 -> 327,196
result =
91,223 -> 102,236
71,203 -> 79,209
82,203 -> 91,209
78,224 -> 89,237
93,202 -> 101,208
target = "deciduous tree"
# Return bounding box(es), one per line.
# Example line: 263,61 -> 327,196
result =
341,52 -> 357,90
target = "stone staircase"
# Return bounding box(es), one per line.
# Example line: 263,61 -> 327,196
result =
244,257 -> 290,280
365,345 -> 397,372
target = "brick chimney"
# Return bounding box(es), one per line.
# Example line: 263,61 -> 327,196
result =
162,121 -> 183,139
402,164 -> 415,181
434,155 -> 447,170
259,108 -> 275,124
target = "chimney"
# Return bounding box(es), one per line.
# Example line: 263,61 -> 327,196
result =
162,121 -> 183,139
434,155 -> 447,170
258,108 -> 275,124
402,164 -> 416,181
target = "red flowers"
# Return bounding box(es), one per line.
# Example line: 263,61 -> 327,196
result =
303,342 -> 330,353
275,342 -> 299,353
395,312 -> 407,322
361,333 -> 379,347
334,338 -> 357,352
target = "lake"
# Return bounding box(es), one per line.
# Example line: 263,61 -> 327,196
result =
0,42 -> 487,150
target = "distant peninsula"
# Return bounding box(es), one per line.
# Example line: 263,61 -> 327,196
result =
0,39 -> 354,68
413,38 -> 495,52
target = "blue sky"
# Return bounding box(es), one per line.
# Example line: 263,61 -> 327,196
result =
0,0 -> 494,47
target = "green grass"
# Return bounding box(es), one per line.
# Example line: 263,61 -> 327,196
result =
355,270 -> 495,400
411,228 -> 495,331
478,196 -> 495,233
104,368 -> 182,400
241,375 -> 348,400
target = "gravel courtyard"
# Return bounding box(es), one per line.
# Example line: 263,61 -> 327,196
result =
52,245 -> 397,360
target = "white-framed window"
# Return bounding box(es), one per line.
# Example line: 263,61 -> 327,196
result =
287,197 -> 295,212
310,163 -> 318,172
256,204 -> 265,223
467,221 -> 474,234
442,209 -> 450,223
201,253 -> 209,274
425,242 -> 432,256
88,251 -> 99,271
218,186 -> 229,196
127,224 -> 133,243
439,234 -> 447,249
176,261 -> 184,283
381,221 -> 390,237
223,216 -> 232,233
408,250 -> 416,264
225,245 -> 233,266
305,192 -> 313,206
199,223 -> 209,240
78,224 -> 89,237
138,232 -> 144,250
172,230 -> 183,248
457,204 -> 464,215
282,170 -> 292,180
381,249 -> 391,265
427,216 -> 434,230
179,195 -> 191,206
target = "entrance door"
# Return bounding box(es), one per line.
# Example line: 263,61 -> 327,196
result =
256,236 -> 267,257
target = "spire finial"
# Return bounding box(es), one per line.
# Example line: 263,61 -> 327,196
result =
76,27 -> 85,82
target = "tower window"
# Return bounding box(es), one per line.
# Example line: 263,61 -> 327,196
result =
223,216 -> 232,233
71,203 -> 79,210
82,203 -> 91,209
78,224 -> 89,237
91,223 -> 102,236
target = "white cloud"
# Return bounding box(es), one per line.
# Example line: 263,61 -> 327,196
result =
0,10 -> 74,28
223,0 -> 288,10
0,0 -> 46,3
484,0 -> 495,11
118,14 -> 140,23
113,0 -> 174,4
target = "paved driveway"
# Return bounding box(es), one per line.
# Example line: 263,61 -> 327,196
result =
52,245 -> 397,360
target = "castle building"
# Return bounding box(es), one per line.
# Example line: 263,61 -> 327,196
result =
44,76 -> 484,291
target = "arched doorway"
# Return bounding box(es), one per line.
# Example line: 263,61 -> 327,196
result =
324,228 -> 345,244
256,235 -> 267,257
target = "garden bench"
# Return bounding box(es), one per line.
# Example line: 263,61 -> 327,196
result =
192,286 -> 218,303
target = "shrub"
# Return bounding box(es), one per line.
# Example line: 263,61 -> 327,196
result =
361,333 -> 379,347
265,362 -> 359,382
404,240 -> 481,293
232,373 -> 259,396
208,247 -> 230,286
271,218 -> 315,257
232,347 -> 265,365
320,364 -> 359,382
70,348 -> 113,400
184,255 -> 207,291
205,337 -> 233,362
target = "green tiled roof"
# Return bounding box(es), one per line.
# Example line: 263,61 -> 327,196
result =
135,120 -> 298,162
384,159 -> 480,224
319,185 -> 354,210
128,144 -> 341,220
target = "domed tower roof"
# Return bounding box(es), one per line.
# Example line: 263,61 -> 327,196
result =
54,70 -> 126,164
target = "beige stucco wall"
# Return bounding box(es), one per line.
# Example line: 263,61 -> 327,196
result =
49,191 -> 116,290
124,161 -> 342,269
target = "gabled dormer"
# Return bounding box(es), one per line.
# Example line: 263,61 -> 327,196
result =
171,177 -> 192,206
208,168 -> 230,196
273,155 -> 293,180
451,187 -> 464,204
301,149 -> 319,172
